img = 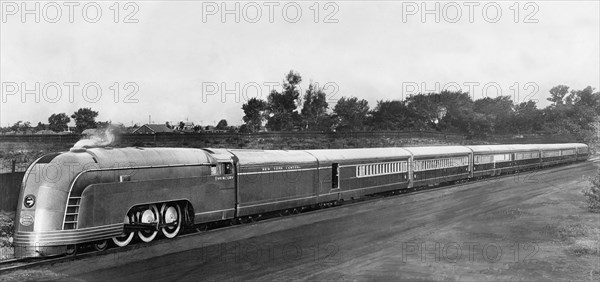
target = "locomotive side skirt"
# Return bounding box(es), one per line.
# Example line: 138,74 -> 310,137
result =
236,165 -> 318,216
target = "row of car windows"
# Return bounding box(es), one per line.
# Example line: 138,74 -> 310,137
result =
356,157 -> 469,177
515,152 -> 541,160
414,157 -> 469,171
356,161 -> 408,177
474,154 -> 512,164
355,149 -> 582,177
476,150 -> 577,163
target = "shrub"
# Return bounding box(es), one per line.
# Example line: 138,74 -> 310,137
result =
583,170 -> 600,212
0,212 -> 14,248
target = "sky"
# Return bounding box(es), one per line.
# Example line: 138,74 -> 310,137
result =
1,0 -> 599,127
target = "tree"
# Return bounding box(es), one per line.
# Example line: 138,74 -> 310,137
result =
333,97 -> 370,131
48,113 -> 70,132
10,121 -> 31,133
300,83 -> 330,131
548,85 -> 570,105
434,91 -> 475,134
178,121 -> 185,131
266,70 -> 303,131
512,100 -> 542,134
370,100 -> 410,130
473,96 -> 514,134
404,93 -> 442,130
242,98 -> 268,132
71,108 -> 99,133
468,112 -> 494,137
238,124 -> 250,133
542,86 -> 600,142
34,122 -> 48,131
216,119 -> 228,130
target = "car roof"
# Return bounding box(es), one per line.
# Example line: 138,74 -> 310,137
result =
228,149 -> 317,166
306,148 -> 412,162
466,144 -> 541,153
402,146 -> 471,157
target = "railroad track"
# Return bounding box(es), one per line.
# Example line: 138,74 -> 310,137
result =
0,161 -> 588,274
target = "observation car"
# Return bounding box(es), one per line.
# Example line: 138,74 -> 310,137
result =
13,143 -> 589,258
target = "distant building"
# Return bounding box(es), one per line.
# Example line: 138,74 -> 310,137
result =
183,122 -> 195,131
176,121 -> 196,133
133,124 -> 174,134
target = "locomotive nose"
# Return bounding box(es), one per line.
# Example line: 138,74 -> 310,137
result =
13,152 -> 94,258
14,183 -> 72,257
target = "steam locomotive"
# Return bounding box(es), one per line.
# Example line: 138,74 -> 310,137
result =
14,143 -> 589,258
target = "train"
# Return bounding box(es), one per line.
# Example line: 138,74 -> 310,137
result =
13,143 -> 590,258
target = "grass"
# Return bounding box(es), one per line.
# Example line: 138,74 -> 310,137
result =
557,223 -> 589,241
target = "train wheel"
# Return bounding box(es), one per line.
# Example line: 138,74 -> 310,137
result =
137,204 -> 159,243
112,213 -> 135,247
65,244 -> 78,256
94,240 -> 109,251
161,203 -> 182,239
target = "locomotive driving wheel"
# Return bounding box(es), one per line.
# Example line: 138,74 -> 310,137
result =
137,204 -> 159,243
160,203 -> 182,239
112,212 -> 135,247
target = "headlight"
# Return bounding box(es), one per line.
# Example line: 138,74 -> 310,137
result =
24,194 -> 36,208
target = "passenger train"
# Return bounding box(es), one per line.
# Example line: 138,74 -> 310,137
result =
13,143 -> 590,258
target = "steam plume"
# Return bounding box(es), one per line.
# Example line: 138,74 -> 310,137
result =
72,127 -> 116,149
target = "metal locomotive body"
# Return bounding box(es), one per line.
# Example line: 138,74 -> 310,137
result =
13,143 -> 590,258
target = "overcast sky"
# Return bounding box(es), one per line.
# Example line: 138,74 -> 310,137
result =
1,1 -> 599,127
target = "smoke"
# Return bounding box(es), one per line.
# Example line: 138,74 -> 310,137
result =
72,127 -> 117,149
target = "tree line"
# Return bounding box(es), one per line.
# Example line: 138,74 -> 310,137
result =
3,70 -> 598,143
241,70 -> 600,142
2,108 -> 234,135
3,108 -> 102,134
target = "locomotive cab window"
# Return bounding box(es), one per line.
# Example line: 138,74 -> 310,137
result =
332,163 -> 339,189
223,163 -> 233,175
210,165 -> 220,175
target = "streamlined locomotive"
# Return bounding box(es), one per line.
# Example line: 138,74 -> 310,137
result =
13,143 -> 589,258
